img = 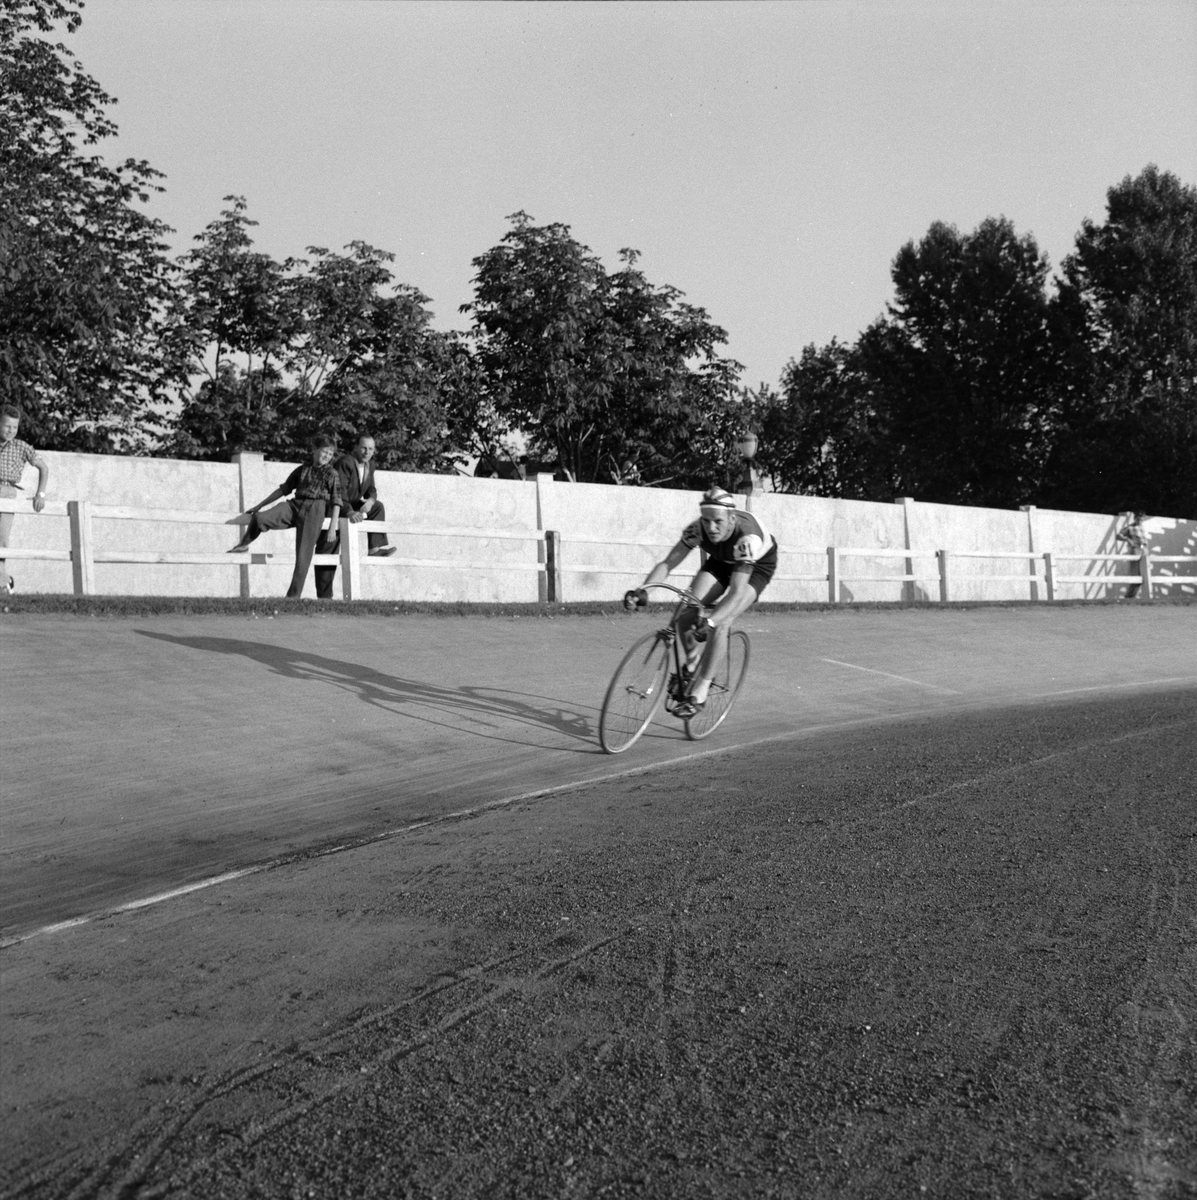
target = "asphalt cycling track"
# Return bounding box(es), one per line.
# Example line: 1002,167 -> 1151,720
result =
1,603 -> 1194,1199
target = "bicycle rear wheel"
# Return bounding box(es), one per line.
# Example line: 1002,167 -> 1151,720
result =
685,630 -> 750,741
599,631 -> 671,753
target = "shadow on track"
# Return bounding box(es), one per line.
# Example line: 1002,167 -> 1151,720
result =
136,631 -> 600,753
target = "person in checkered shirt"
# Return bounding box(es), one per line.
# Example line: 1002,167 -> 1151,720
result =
0,405 -> 51,596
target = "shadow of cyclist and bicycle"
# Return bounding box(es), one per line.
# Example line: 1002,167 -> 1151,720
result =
135,631 -> 601,753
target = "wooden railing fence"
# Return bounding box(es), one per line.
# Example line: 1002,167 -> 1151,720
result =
2,499 -> 1193,603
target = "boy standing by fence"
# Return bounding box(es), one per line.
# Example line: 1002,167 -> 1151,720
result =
1115,511 -> 1148,599
0,405 -> 51,596
229,433 -> 342,598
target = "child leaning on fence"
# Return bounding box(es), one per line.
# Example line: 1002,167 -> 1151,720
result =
229,433 -> 343,598
0,405 -> 51,596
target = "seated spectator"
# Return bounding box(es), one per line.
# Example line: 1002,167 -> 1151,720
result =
0,405 -> 50,596
315,432 -> 396,600
229,433 -> 342,599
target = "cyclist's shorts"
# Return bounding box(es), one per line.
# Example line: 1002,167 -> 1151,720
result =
701,543 -> 778,598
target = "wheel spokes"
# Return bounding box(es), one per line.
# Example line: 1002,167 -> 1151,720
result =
684,631 -> 750,741
599,632 -> 671,753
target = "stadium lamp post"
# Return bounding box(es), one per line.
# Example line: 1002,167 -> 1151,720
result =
736,431 -> 758,500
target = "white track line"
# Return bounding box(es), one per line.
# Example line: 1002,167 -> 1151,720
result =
1035,676 -> 1197,698
820,657 -> 960,693
3,674 -> 1194,951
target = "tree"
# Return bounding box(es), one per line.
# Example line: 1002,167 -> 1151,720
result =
166,199 -> 470,472
755,341 -> 897,500
163,197 -> 294,459
759,218 -> 1058,506
1045,166 -> 1197,517
464,213 -> 747,487
0,0 -> 177,451
863,217 -> 1060,507
277,241 -> 471,472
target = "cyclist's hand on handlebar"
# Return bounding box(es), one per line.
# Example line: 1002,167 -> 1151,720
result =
623,588 -> 648,612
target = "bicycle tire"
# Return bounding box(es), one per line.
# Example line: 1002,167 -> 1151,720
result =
684,630 -> 750,741
599,630 -> 671,753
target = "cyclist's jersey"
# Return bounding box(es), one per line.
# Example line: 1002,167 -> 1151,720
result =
680,509 -> 778,573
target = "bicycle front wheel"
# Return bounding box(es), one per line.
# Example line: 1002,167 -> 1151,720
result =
599,631 -> 671,753
685,630 -> 750,741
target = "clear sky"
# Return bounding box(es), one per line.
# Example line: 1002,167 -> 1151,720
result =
72,0 -> 1196,390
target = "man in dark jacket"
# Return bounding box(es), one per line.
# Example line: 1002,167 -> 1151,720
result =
315,433 -> 396,598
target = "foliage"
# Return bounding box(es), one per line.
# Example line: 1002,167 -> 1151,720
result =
754,342 -> 896,500
864,217 -> 1059,507
759,217 -> 1060,508
161,198 -> 291,459
464,213 -> 747,487
1045,166 -> 1197,517
3,7 -> 1190,519
164,199 -> 468,472
0,0 -> 177,451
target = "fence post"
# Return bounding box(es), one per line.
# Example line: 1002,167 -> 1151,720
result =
1140,548 -> 1153,600
1043,552 -> 1056,602
827,546 -> 839,604
543,530 -> 562,603
68,500 -> 95,596
339,517 -> 360,600
937,549 -> 951,603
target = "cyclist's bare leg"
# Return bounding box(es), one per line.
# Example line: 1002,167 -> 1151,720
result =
679,570 -> 725,672
690,573 -> 757,704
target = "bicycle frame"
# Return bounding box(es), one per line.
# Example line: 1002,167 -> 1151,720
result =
645,583 -> 707,715
599,582 -> 751,752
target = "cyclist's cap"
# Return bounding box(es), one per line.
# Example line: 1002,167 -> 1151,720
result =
699,487 -> 736,514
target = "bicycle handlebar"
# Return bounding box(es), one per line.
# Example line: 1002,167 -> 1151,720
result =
638,582 -> 705,609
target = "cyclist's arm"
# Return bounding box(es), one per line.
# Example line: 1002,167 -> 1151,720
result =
642,539 -> 692,587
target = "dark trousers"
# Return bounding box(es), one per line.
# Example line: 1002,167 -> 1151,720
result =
1124,545 -> 1142,598
314,499 -> 390,599
242,498 -> 327,598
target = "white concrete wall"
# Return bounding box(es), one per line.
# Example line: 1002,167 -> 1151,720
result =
2,450 -> 1193,601
754,493 -> 911,604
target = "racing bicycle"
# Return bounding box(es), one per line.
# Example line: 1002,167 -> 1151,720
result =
598,582 -> 751,754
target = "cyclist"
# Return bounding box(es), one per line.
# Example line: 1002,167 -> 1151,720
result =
623,487 -> 778,717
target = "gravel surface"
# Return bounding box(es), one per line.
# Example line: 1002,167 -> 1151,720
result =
4,689 -> 1194,1200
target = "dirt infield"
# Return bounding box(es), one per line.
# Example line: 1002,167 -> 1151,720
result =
1,605 -> 1195,1198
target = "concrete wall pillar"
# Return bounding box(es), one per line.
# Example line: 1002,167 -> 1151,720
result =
536,473 -> 555,603
535,473 -> 555,531
1021,504 -> 1040,601
233,452 -> 268,510
896,496 -> 916,603
233,452 -> 267,598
